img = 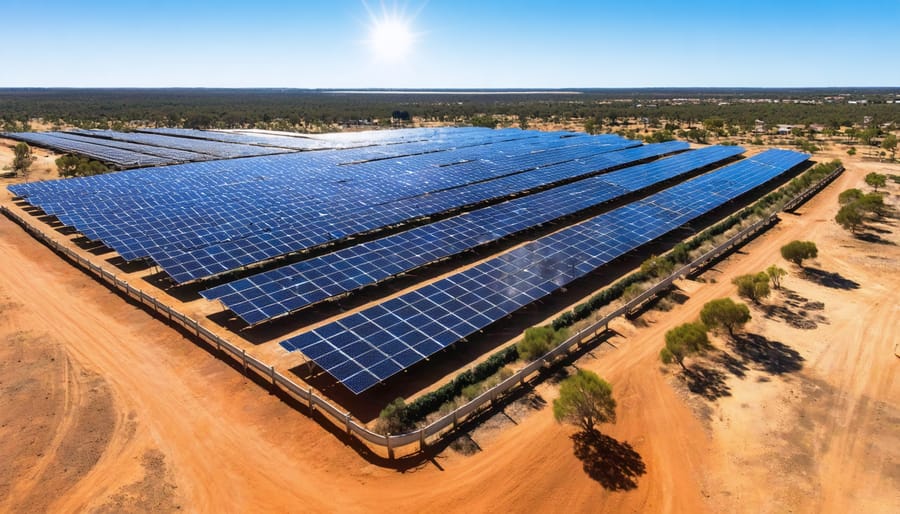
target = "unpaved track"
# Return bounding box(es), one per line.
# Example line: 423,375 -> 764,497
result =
1,156 -> 897,513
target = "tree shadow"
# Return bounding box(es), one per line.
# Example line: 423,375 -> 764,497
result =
713,350 -> 748,378
762,288 -> 827,329
730,334 -> 804,374
682,363 -> 731,400
571,430 -> 646,491
802,267 -> 861,290
854,232 -> 897,246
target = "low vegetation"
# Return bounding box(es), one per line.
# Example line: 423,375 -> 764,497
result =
517,325 -> 569,361
732,272 -> 771,303
780,240 -> 818,267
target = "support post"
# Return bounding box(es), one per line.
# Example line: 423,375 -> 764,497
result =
270,365 -> 277,387
419,429 -> 426,452
241,348 -> 248,375
345,413 -> 352,436
308,387 -> 315,412
386,435 -> 394,460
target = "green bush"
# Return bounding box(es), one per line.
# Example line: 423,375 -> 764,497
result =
732,272 -> 771,302
517,325 -> 569,361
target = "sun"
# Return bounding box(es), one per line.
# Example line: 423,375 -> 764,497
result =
364,2 -> 420,62
371,17 -> 413,61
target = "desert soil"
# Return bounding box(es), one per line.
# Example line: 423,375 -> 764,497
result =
0,148 -> 898,513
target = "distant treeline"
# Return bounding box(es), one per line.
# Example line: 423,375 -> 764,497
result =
1,88 -> 897,131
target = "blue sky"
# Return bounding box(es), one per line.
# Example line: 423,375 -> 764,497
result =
3,0 -> 898,88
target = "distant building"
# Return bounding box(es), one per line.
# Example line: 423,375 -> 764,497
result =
754,119 -> 766,134
776,124 -> 794,135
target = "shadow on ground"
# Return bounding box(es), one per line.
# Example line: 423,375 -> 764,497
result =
762,287 -> 828,329
802,267 -> 860,290
730,333 -> 804,374
572,430 -> 646,491
682,363 -> 732,400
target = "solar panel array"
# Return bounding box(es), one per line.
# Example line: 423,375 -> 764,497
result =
202,145 -> 744,325
5,126 -> 525,167
280,149 -> 809,394
9,130 -> 663,285
3,132 -> 173,167
154,139 -> 677,283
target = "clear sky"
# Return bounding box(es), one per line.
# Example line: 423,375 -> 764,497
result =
3,0 -> 898,88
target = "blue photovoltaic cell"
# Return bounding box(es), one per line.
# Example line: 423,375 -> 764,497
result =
202,145 -> 744,325
280,149 -> 809,394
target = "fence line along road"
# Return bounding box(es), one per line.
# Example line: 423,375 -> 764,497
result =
1,163 -> 842,460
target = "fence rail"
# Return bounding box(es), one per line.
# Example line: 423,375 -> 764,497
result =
1,163 -> 842,459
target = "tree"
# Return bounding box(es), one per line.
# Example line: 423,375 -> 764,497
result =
766,264 -> 787,289
55,154 -> 109,178
553,369 -> 616,433
660,322 -> 710,371
732,272 -> 771,303
700,298 -> 751,338
882,133 -> 897,161
865,172 -> 886,192
517,325 -> 568,361
835,203 -> 864,233
780,240 -> 818,267
856,193 -> 885,217
12,142 -> 35,177
583,116 -> 602,135
838,188 -> 864,205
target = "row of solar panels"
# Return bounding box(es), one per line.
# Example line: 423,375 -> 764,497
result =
11,132 -> 655,285
2,126 -> 533,168
280,149 -> 810,394
201,145 -> 745,325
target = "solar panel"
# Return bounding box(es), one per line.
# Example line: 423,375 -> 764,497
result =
2,132 -> 172,167
280,149 -> 809,394
202,145 -> 744,325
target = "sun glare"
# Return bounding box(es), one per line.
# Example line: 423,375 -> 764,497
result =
364,2 -> 420,62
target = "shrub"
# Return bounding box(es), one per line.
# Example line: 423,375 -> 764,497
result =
732,272 -> 771,302
517,325 -> 568,361
640,254 -> 675,278
375,398 -> 412,435
780,240 -> 818,267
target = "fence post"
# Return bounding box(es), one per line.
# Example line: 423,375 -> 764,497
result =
241,348 -> 248,375
419,429 -> 427,452
386,435 -> 394,460
345,413 -> 352,436
308,387 -> 315,412
270,365 -> 277,388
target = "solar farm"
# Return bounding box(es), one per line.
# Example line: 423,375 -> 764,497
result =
5,127 -> 809,406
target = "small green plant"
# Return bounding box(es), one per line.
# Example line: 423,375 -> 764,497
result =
732,272 -> 771,303
766,264 -> 787,289
517,325 -> 568,361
